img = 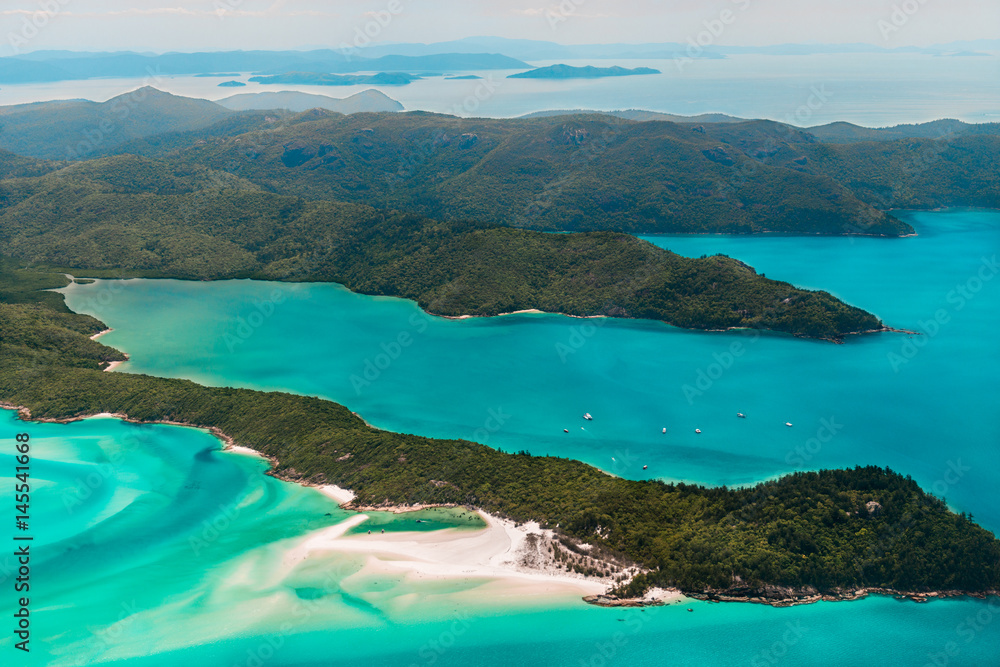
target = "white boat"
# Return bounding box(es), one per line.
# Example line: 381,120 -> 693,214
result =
695,428 -> 702,434
785,422 -> 793,427
737,413 -> 746,419
662,427 -> 667,434
583,413 -> 593,421
563,429 -> 569,433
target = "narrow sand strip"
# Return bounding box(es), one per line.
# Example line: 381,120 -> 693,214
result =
283,511 -> 614,598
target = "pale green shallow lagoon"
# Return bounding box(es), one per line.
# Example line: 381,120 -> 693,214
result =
2,410 -> 1000,666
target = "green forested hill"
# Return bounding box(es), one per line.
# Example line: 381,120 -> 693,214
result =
129,110 -> 997,234
3,90 -> 998,236
0,158 -> 881,339
141,111 -> 913,236
0,87 -> 234,160
0,280 -> 996,599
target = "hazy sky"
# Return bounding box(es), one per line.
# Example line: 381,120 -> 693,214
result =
2,0 -> 997,54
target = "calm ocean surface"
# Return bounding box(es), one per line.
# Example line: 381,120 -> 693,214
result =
63,209 -> 1000,529
9,207 -> 995,665
2,54 -> 998,126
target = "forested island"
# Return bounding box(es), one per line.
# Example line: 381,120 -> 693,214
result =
0,155 -> 882,340
509,65 -> 661,78
248,72 -> 422,86
1,262 -> 998,604
0,85 -> 998,605
1,90 -> 997,237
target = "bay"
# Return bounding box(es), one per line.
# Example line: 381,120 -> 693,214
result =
62,209 -> 1000,532
37,207 -> 1000,665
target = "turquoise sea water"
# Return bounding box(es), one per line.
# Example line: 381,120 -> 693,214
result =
4,412 -> 1000,666
35,208 -> 999,665
63,209 -> 1000,531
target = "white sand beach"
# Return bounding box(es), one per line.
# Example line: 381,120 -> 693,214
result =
280,510 -> 680,603
226,445 -> 269,459
317,485 -> 357,505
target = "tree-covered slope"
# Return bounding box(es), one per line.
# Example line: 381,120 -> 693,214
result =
150,111 -> 912,236
0,158 -> 882,339
0,284 -> 996,599
4,91 -> 997,236
0,87 -> 234,160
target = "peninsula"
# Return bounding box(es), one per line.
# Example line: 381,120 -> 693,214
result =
1,262 -> 997,605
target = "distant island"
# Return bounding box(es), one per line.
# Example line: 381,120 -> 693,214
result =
217,80 -> 246,88
249,72 -> 421,86
509,64 -> 661,79
216,89 -> 403,113
445,75 -> 482,80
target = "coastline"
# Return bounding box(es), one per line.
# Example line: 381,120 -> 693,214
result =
0,406 -> 626,601
3,402 -> 994,610
0,405 -> 627,605
683,586 -> 1000,608
440,309 -> 607,321
90,329 -> 130,371
435,308 -> 898,344
280,508 -> 670,604
103,358 -> 128,372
